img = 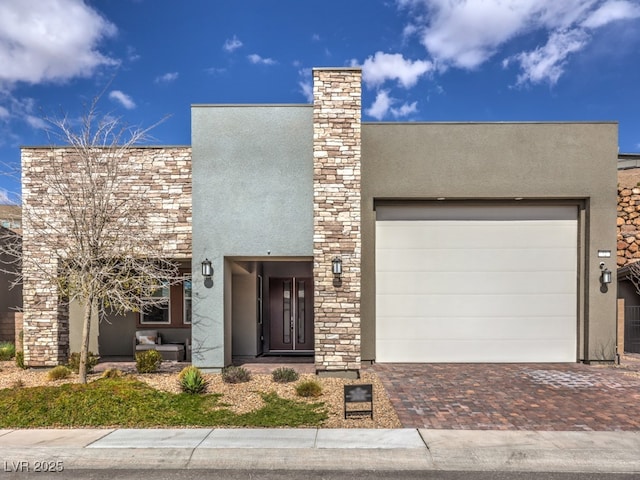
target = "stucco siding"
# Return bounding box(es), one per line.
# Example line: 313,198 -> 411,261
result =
191,105 -> 313,369
361,122 -> 618,362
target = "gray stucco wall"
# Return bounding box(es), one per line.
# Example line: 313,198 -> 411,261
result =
361,122 -> 619,362
191,105 -> 313,369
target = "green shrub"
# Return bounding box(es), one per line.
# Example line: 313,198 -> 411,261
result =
0,341 -> 16,360
271,367 -> 299,383
101,368 -> 124,379
67,352 -> 100,374
295,379 -> 322,398
179,366 -> 209,394
15,351 -> 25,369
135,350 -> 162,373
221,365 -> 251,384
47,365 -> 71,381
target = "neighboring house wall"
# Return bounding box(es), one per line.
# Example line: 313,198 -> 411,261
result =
361,122 -> 618,362
21,146 -> 192,366
0,205 -> 21,232
616,156 -> 640,267
191,105 -> 313,370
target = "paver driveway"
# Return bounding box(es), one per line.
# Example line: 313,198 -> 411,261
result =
373,360 -> 640,430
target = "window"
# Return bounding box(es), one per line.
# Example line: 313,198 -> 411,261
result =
183,278 -> 192,325
141,282 -> 170,324
137,273 -> 192,327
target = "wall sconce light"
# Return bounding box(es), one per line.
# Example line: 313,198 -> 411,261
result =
332,257 -> 342,287
201,258 -> 213,278
599,262 -> 612,285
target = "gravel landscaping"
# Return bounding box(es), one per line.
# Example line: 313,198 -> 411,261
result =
0,360 -> 401,429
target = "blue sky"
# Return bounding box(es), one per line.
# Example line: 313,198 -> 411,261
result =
1,0 -> 640,202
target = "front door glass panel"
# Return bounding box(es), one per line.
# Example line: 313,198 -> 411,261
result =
269,277 -> 313,351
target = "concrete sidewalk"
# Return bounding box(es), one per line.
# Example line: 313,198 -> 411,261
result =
1,428 -> 639,473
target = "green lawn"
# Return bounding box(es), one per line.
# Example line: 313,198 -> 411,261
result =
0,377 -> 327,428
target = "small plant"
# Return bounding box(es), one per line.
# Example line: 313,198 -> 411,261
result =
296,379 -> 323,398
67,352 -> 100,374
11,379 -> 24,389
221,365 -> 252,384
47,365 -> 71,381
101,368 -> 124,379
15,351 -> 25,369
0,341 -> 16,360
179,366 -> 209,394
135,349 -> 162,373
272,367 -> 299,383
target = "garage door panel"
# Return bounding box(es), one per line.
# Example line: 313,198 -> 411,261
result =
377,293 -> 575,318
376,248 -> 577,273
376,338 -> 576,363
375,205 -> 578,363
377,271 -> 576,295
377,316 -> 575,340
377,221 -> 577,250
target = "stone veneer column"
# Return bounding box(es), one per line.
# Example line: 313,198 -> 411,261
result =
313,68 -> 362,376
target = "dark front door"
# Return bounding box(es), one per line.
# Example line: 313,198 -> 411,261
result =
269,277 -> 314,351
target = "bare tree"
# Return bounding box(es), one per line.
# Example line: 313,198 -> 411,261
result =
6,97 -> 179,383
627,260 -> 640,295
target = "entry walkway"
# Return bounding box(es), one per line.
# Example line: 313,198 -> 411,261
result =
374,359 -> 640,430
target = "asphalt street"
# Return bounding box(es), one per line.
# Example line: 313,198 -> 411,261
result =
6,470 -> 639,480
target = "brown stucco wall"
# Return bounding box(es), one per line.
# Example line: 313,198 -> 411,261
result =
361,122 -> 618,362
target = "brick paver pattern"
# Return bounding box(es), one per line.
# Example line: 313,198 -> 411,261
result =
373,362 -> 640,430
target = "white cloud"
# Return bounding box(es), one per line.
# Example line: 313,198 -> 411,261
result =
205,67 -> 227,75
393,101 -> 418,117
0,0 -> 117,88
155,72 -> 179,84
367,90 -> 394,120
366,90 -> 419,120
0,189 -> 10,204
298,69 -> 313,102
126,46 -> 141,63
25,114 -> 47,130
2,95 -> 46,129
247,54 -> 276,65
395,0 -> 640,84
223,35 -> 243,52
582,0 -> 640,28
108,90 -> 136,110
513,29 -> 589,85
360,52 -> 433,89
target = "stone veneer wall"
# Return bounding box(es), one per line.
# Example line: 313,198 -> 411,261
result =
21,147 -> 192,366
617,168 -> 640,267
312,68 -> 362,374
617,185 -> 640,266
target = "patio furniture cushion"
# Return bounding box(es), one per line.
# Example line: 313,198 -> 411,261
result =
136,330 -> 160,345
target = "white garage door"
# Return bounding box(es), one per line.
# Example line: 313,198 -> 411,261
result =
376,204 -> 577,363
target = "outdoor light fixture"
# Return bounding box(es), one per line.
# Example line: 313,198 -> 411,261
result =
332,257 -> 342,287
332,257 -> 342,276
599,262 -> 612,285
201,258 -> 213,278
